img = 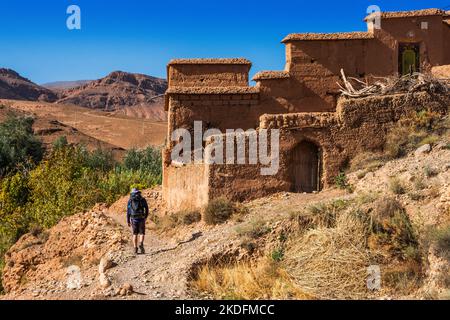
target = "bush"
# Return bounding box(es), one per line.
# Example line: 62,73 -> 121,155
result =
384,110 -> 445,159
0,114 -> 44,176
334,172 -> 349,190
123,147 -> 162,178
427,224 -> 450,254
424,165 -> 439,178
203,197 -> 235,225
368,198 -> 419,260
156,210 -> 201,231
81,148 -> 115,172
53,136 -> 68,150
389,177 -> 406,195
236,218 -> 270,239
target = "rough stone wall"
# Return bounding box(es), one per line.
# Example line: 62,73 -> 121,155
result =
202,92 -> 449,204
167,63 -> 251,88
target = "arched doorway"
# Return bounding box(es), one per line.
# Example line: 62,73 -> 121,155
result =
291,140 -> 321,193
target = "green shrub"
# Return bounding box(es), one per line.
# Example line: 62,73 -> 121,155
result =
0,114 -> 44,176
123,147 -> 162,178
53,136 -> 68,150
271,248 -> 284,262
334,172 -> 349,190
204,197 -> 235,225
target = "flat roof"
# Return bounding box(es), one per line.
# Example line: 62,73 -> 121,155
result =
282,32 -> 374,43
252,71 -> 290,81
166,86 -> 259,95
168,58 -> 252,66
365,8 -> 445,21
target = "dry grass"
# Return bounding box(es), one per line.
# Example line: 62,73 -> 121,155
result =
283,211 -> 371,299
191,258 -> 312,300
155,210 -> 201,231
389,177 -> 406,195
235,218 -> 270,239
203,197 -> 235,225
384,110 -> 446,159
350,151 -> 386,173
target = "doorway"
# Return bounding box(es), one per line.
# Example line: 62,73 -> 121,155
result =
399,43 -> 420,75
291,141 -> 321,193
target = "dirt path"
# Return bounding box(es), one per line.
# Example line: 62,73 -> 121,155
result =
102,189 -> 347,300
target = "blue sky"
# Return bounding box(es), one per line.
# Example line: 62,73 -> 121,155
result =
0,0 -> 448,83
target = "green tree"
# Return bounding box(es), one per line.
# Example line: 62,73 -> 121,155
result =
0,114 -> 44,176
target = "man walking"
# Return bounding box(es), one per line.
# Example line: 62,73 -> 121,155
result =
127,188 -> 149,254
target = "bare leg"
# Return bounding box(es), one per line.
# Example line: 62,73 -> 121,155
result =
139,234 -> 145,246
133,235 -> 138,248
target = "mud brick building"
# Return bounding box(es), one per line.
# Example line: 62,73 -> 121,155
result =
163,8 -> 450,211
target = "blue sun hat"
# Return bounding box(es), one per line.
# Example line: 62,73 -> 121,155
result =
131,188 -> 139,194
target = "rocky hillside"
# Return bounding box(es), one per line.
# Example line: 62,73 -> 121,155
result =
1,139 -> 449,299
57,71 -> 167,120
0,69 -> 57,102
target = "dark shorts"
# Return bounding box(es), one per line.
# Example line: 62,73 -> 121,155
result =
131,219 -> 146,235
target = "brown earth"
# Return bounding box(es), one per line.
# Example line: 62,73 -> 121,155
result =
1,99 -> 167,150
57,71 -> 167,121
0,69 -> 57,102
0,103 -> 125,159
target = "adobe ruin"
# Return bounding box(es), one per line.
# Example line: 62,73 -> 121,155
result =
163,8 -> 450,211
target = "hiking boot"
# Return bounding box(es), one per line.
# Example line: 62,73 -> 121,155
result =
134,247 -> 138,254
139,244 -> 145,254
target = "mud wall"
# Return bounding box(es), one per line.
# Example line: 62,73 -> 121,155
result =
162,163 -> 210,211
167,61 -> 251,88
444,23 -> 450,65
373,16 -> 445,72
202,92 -> 449,204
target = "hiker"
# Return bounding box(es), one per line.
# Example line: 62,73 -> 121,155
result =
127,188 -> 149,254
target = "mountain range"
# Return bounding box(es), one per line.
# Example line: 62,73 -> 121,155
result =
0,69 -> 167,121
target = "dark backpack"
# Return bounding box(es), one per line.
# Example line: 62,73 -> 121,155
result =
130,195 -> 145,219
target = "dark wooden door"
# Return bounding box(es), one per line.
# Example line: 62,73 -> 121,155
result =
292,141 -> 320,193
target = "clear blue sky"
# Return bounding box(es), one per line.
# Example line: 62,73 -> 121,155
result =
0,0 -> 448,83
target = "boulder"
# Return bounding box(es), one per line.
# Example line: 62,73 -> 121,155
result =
98,256 -> 114,274
99,273 -> 111,288
415,144 -> 431,156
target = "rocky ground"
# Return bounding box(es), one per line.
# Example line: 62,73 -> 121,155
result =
1,143 -> 449,300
